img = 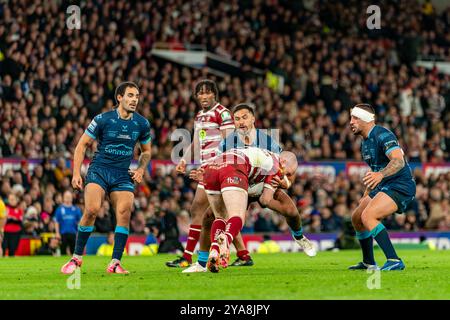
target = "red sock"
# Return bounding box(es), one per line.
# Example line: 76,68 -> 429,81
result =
225,216 -> 243,244
237,250 -> 250,261
182,224 -> 201,262
210,219 -> 227,243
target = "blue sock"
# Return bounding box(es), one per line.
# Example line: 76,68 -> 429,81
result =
369,223 -> 399,260
112,226 -> 129,261
356,231 -> 375,265
290,227 -> 304,240
74,225 -> 94,256
198,250 -> 208,268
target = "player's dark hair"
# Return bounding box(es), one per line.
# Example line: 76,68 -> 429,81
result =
115,81 -> 139,104
353,103 -> 375,114
232,103 -> 255,116
194,79 -> 219,100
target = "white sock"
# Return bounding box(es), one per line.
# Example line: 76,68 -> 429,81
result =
73,254 -> 83,260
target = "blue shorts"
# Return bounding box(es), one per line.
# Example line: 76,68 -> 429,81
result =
85,165 -> 135,194
369,178 -> 416,213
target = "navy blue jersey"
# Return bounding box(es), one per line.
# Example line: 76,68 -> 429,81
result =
219,129 -> 282,154
361,125 -> 413,183
85,109 -> 151,170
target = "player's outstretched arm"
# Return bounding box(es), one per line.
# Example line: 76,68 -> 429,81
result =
72,133 -> 94,190
130,142 -> 151,184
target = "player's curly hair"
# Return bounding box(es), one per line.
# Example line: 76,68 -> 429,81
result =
194,79 -> 219,101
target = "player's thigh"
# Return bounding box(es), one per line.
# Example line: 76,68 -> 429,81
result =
191,186 -> 211,219
206,194 -> 227,219
110,190 -> 134,215
362,192 -> 398,221
84,183 -> 106,215
222,190 -> 248,220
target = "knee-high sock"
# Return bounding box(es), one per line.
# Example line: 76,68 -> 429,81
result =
112,226 -> 129,261
74,225 -> 94,257
225,216 -> 243,245
369,223 -> 399,260
182,224 -> 201,263
210,219 -> 226,252
356,230 -> 376,265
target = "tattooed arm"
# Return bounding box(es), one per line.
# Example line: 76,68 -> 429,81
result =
380,148 -> 405,178
129,142 -> 152,184
363,148 -> 405,189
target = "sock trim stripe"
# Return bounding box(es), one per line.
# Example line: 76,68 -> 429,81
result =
78,225 -> 94,232
189,228 -> 202,232
184,250 -> 193,255
225,232 -> 233,241
356,230 -> 371,240
115,226 -> 129,235
187,237 -> 196,240
369,223 -> 386,238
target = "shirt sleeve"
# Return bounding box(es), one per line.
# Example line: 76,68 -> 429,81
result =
53,207 -> 61,223
85,114 -> 103,140
218,110 -> 235,130
379,130 -> 401,156
139,119 -> 152,145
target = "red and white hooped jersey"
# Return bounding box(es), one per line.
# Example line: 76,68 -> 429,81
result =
194,103 -> 234,164
208,147 -> 283,189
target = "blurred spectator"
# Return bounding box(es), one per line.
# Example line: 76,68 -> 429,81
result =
2,193 -> 23,256
53,190 -> 82,255
36,237 -> 61,256
130,210 -> 146,234
94,202 -> 114,233
96,232 -> 127,257
53,158 -> 72,187
156,208 -> 184,254
0,197 -> 6,256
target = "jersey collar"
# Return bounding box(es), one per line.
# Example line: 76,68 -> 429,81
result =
366,125 -> 376,139
200,102 -> 220,114
116,108 -> 134,120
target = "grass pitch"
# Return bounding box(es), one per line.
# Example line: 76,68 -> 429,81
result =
1,250 -> 449,300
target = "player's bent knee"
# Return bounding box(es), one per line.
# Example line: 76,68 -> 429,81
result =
84,206 -> 101,220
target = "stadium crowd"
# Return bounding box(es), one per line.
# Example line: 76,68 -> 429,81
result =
0,0 -> 449,255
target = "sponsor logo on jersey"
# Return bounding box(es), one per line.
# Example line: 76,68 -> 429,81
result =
199,129 -> 207,140
104,144 -> 133,156
117,134 -> 131,140
226,176 -> 241,185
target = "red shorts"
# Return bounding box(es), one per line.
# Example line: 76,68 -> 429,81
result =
200,163 -> 248,195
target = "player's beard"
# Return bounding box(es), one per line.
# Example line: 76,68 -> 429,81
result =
125,102 -> 136,113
